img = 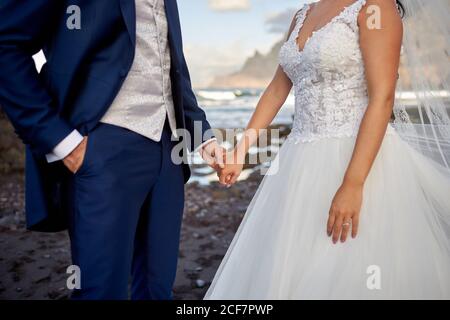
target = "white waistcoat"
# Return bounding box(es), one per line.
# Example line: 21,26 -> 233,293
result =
101,0 -> 177,141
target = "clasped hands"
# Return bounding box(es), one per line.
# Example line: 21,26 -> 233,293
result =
65,138 -> 244,186
200,141 -> 244,187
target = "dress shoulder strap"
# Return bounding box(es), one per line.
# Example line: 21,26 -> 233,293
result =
294,3 -> 311,25
340,0 -> 368,32
287,3 -> 311,42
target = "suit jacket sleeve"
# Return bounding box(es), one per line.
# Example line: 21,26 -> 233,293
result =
180,53 -> 214,152
0,0 -> 74,156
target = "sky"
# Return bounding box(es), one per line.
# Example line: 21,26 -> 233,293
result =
32,0 -> 310,88
178,0 -> 309,87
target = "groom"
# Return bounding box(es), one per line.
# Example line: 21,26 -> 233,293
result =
0,0 -> 223,299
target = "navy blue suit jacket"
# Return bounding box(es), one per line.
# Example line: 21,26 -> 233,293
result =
0,0 -> 212,231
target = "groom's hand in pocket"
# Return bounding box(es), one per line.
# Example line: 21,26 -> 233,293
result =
63,137 -> 88,174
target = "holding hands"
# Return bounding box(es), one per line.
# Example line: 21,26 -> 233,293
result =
200,140 -> 244,187
218,149 -> 244,186
200,140 -> 225,171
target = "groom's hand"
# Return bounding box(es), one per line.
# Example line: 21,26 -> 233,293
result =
63,137 -> 88,174
200,140 -> 225,171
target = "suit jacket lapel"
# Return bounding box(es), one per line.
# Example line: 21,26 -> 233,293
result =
119,0 -> 136,46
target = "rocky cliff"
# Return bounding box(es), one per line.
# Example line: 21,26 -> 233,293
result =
210,39 -> 284,89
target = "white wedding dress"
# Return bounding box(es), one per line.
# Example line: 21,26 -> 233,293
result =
205,0 -> 450,300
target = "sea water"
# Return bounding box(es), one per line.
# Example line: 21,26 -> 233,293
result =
189,88 -> 295,185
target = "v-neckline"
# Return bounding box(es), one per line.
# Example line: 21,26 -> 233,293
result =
295,0 -> 360,54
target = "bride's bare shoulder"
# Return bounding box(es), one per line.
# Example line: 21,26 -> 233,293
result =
358,0 -> 403,31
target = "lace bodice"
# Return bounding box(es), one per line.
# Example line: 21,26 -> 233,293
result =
279,0 -> 370,142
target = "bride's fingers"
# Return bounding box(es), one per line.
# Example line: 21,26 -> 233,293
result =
327,211 -> 336,236
228,172 -> 239,185
225,173 -> 232,184
332,216 -> 343,244
340,217 -> 351,243
351,216 -> 359,239
218,171 -> 228,185
226,172 -> 238,185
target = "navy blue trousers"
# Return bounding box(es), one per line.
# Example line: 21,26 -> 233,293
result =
68,123 -> 185,300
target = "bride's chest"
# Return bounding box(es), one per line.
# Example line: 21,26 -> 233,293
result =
279,22 -> 363,79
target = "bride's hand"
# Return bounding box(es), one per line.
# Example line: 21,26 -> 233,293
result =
327,181 -> 363,244
218,149 -> 244,186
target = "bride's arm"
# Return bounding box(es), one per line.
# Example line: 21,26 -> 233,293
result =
327,0 -> 403,244
218,67 -> 292,185
237,67 -> 293,155
218,20 -> 296,185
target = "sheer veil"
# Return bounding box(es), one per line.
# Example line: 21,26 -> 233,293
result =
393,0 -> 450,169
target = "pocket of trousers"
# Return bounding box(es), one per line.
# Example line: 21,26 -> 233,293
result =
74,131 -> 95,177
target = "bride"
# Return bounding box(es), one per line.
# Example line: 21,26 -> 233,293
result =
205,0 -> 450,299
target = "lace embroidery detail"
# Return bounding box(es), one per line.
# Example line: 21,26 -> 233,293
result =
279,0 -> 369,143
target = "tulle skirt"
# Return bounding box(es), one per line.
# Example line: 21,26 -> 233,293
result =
205,129 -> 450,300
